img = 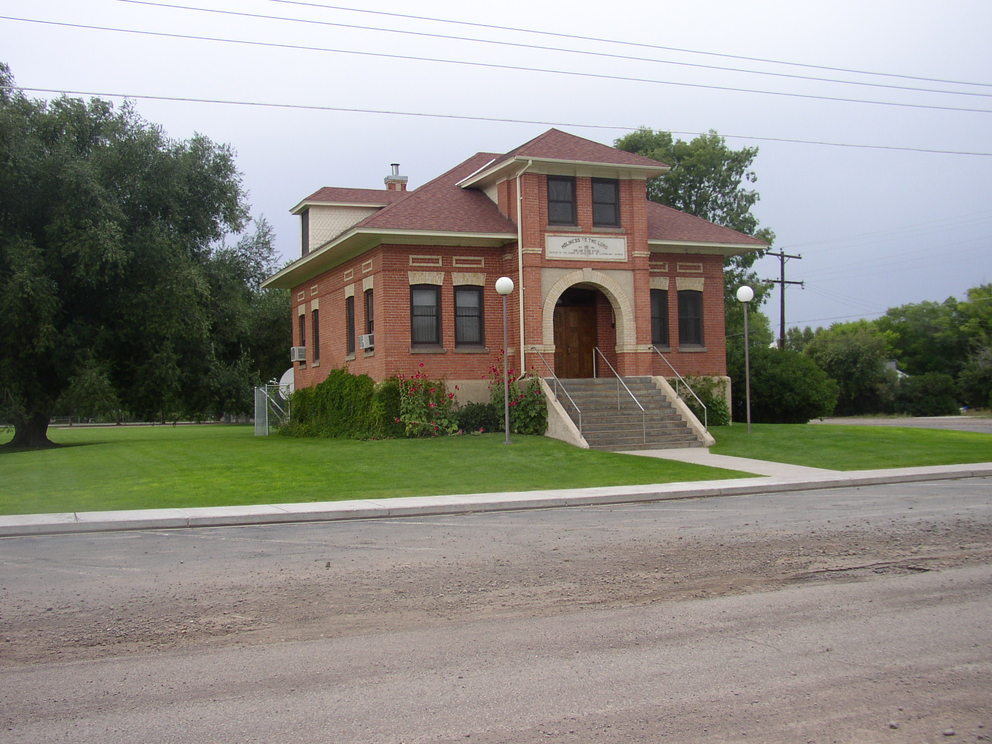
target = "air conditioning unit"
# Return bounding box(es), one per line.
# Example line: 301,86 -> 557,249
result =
358,333 -> 374,350
289,346 -> 307,362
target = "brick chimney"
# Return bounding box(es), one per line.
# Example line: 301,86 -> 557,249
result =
384,163 -> 408,192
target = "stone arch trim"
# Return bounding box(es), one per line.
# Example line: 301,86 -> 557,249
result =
541,268 -> 636,349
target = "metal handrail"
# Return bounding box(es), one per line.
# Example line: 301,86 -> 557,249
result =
529,346 -> 582,434
651,345 -> 708,431
592,347 -> 646,443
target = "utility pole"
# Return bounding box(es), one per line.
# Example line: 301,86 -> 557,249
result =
763,251 -> 804,350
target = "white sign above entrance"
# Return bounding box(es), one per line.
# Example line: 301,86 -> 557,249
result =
546,234 -> 627,262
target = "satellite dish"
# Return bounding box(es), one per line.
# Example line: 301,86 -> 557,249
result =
277,367 -> 295,400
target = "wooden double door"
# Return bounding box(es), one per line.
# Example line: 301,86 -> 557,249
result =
554,297 -> 598,379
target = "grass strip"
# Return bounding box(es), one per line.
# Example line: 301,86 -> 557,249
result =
711,423 -> 991,470
0,425 -> 752,516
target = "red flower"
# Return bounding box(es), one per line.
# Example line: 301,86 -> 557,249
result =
418,362 -> 425,368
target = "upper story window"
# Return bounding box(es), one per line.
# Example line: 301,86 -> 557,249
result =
300,209 -> 310,256
547,176 -> 576,225
592,179 -> 620,227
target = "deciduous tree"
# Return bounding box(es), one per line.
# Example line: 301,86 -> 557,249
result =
1,65 -> 249,447
614,128 -> 774,311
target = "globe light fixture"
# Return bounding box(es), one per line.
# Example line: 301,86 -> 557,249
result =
495,277 -> 514,444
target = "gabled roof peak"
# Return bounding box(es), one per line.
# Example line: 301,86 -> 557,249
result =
458,128 -> 668,188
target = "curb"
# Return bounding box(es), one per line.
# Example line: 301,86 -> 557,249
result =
2,463 -> 990,538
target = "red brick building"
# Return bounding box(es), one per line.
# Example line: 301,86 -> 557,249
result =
263,129 -> 765,431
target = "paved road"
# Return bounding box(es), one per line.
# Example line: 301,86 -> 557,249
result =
2,478 -> 990,743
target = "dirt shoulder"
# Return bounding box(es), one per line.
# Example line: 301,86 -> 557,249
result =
3,508 -> 990,666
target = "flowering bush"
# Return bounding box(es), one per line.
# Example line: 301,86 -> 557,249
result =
397,363 -> 459,437
488,352 -> 548,436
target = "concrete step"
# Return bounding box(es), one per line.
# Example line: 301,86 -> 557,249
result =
548,375 -> 705,451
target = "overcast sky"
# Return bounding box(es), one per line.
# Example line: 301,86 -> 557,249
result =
3,0 -> 990,333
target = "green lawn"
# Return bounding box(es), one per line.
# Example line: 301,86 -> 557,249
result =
711,423 -> 992,470
0,425 -> 752,516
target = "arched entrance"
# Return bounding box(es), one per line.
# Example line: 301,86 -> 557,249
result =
553,287 -> 597,378
541,269 -> 634,378
552,285 -> 619,378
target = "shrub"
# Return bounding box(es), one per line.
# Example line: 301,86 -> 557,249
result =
489,370 -> 548,436
397,364 -> 458,437
372,379 -> 405,438
680,376 -> 731,427
894,373 -> 959,416
457,402 -> 500,433
729,347 -> 838,424
282,368 -> 380,438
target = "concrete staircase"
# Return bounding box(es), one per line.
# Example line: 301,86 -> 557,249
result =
553,376 -> 704,451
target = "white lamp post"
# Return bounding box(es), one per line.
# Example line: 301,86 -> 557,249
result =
495,277 -> 515,445
736,285 -> 754,434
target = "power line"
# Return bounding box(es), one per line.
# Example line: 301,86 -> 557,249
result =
113,0 -> 992,101
7,84 -> 992,158
5,15 -> 992,116
263,0 -> 992,90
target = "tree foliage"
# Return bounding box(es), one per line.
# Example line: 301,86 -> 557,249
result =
614,128 -> 774,315
875,298 -> 968,376
727,346 -> 838,424
0,64 -> 287,447
803,321 -> 896,415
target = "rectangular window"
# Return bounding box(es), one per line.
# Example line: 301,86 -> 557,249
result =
651,289 -> 669,347
411,284 -> 441,346
592,178 -> 620,227
364,288 -> 374,336
300,209 -> 310,256
455,286 -> 484,347
298,313 -> 306,349
345,295 -> 355,355
547,176 -> 576,225
311,308 -> 320,362
678,290 -> 704,347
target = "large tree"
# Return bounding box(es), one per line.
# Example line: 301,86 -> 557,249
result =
614,128 -> 774,313
1,65 -> 249,447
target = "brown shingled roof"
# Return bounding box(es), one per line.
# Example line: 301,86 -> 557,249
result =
355,152 -> 517,235
493,128 -> 668,169
298,186 -> 407,206
646,201 -> 766,246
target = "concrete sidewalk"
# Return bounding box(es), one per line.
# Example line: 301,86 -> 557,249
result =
3,448 -> 991,537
